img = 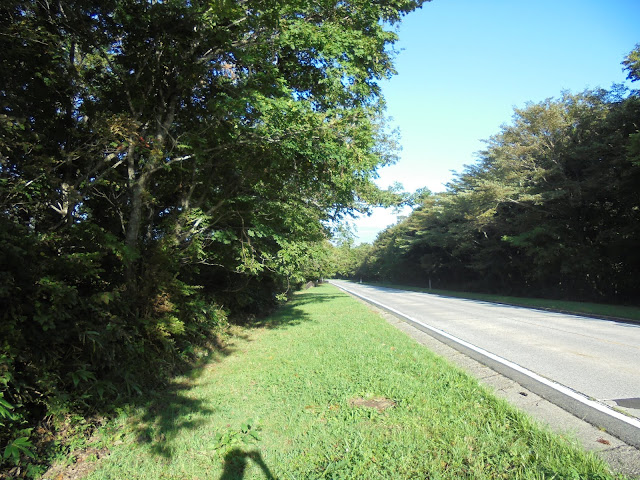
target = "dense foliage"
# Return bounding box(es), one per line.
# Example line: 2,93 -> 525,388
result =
0,0 -> 425,472
350,46 -> 640,304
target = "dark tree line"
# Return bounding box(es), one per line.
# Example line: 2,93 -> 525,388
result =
0,0 -> 425,470
350,46 -> 640,304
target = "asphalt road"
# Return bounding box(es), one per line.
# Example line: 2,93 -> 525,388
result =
329,280 -> 640,435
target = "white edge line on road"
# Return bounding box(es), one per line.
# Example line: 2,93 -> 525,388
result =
332,281 -> 640,431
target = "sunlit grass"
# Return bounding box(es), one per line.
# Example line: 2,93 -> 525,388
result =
85,284 -> 624,479
369,281 -> 640,322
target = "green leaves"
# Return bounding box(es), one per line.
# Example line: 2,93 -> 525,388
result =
622,43 -> 640,83
67,369 -> 97,388
3,435 -> 35,465
214,418 -> 262,450
0,394 -> 33,467
0,395 -> 16,424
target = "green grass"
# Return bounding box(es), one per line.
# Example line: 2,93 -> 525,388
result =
368,281 -> 640,322
83,284 -> 624,479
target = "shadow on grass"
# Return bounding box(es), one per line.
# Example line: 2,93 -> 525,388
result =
220,449 -> 276,480
132,379 -> 215,458
250,289 -> 344,329
130,287 -> 338,459
125,337 -> 244,457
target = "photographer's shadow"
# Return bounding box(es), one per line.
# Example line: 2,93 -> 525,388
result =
220,449 -> 276,480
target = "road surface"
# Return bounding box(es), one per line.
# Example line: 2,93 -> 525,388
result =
330,280 -> 640,446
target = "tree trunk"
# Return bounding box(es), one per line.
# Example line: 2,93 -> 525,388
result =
125,142 -> 144,284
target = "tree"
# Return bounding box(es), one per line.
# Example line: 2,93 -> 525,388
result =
622,43 -> 640,83
1,0 -> 429,468
622,44 -> 640,165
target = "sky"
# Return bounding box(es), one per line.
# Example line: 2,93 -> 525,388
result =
351,0 -> 640,244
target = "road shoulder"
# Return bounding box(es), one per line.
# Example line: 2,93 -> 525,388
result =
353,294 -> 640,479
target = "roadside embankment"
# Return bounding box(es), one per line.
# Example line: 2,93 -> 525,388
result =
55,284 -> 628,479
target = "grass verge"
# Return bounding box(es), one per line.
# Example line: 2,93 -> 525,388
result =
367,282 -> 640,323
78,284 -> 625,479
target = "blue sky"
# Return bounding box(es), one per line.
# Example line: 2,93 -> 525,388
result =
352,0 -> 640,244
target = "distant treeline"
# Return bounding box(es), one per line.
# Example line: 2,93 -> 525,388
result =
335,46 -> 640,304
